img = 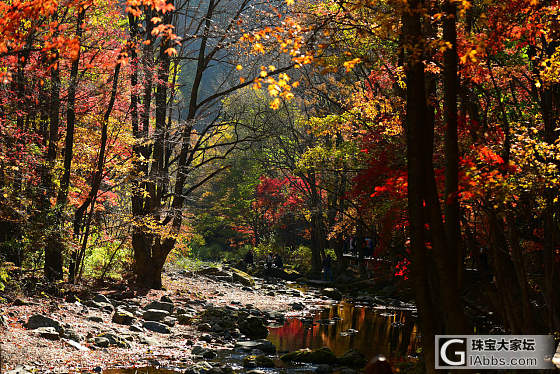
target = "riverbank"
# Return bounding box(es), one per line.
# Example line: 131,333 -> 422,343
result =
1,265 -> 417,373
1,266 -> 331,372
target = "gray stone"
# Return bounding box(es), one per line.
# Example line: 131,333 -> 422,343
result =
143,321 -> 171,334
145,301 -> 174,314
112,308 -> 136,325
281,347 -> 337,364
163,316 -> 177,327
93,294 -> 111,304
34,327 -> 60,340
337,349 -> 366,368
143,309 -> 170,321
236,340 -> 276,354
62,328 -> 82,342
140,335 -> 159,346
315,364 -> 333,374
177,313 -> 194,325
93,337 -> 110,347
243,355 -> 275,368
238,316 -> 268,339
322,288 -> 342,301
87,315 -> 103,323
192,345 -> 217,359
62,338 -> 89,351
290,302 -> 305,311
97,332 -> 131,348
25,314 -> 63,332
129,324 -> 143,332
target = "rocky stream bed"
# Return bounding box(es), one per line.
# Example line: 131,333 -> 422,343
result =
0,266 -> 418,373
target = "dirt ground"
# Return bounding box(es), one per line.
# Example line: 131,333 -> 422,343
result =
0,267 -> 323,373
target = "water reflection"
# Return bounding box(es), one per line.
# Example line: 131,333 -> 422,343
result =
267,301 -> 418,362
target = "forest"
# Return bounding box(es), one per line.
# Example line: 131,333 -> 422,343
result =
1,0 -> 560,373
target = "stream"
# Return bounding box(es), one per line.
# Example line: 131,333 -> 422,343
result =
104,297 -> 418,374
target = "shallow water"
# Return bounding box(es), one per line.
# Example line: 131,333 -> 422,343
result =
267,301 -> 418,363
102,300 -> 418,373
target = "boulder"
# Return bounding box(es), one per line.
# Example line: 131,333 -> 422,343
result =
238,316 -> 268,339
163,316 -> 177,327
243,355 -> 275,368
315,364 -> 333,374
231,269 -> 255,287
143,309 -> 170,321
235,340 -> 276,354
62,328 -> 82,342
281,347 -> 337,364
93,336 -> 110,348
177,313 -> 194,325
290,302 -> 305,311
192,345 -> 218,359
322,288 -> 342,301
87,315 -> 103,323
337,349 -> 367,368
34,327 -> 60,340
93,294 -> 111,304
129,324 -> 143,332
197,267 -> 231,277
97,332 -> 131,348
145,301 -> 174,314
112,308 -> 135,325
143,321 -> 171,334
25,314 -> 63,333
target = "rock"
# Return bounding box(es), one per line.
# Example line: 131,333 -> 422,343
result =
315,364 -> 333,374
185,361 -> 213,374
247,371 -> 266,374
338,368 -> 357,374
145,301 -> 174,314
0,315 -> 7,327
238,316 -> 268,339
93,337 -> 110,348
129,324 -> 143,332
236,340 -> 276,354
322,288 -> 342,301
192,345 -> 217,359
197,267 -> 230,277
87,315 -> 103,323
337,349 -> 367,368
25,314 -> 63,332
143,309 -> 170,321
290,302 -> 305,311
93,294 -> 111,304
160,295 -> 173,303
200,333 -> 213,343
364,355 -> 393,374
163,316 -> 177,327
177,313 -> 194,325
62,328 -> 82,342
140,336 -> 159,346
34,327 -> 60,340
62,338 -> 89,351
112,308 -> 136,325
243,355 -> 275,368
97,332 -> 131,348
143,321 -> 171,334
281,347 -> 337,364
231,268 -> 255,287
